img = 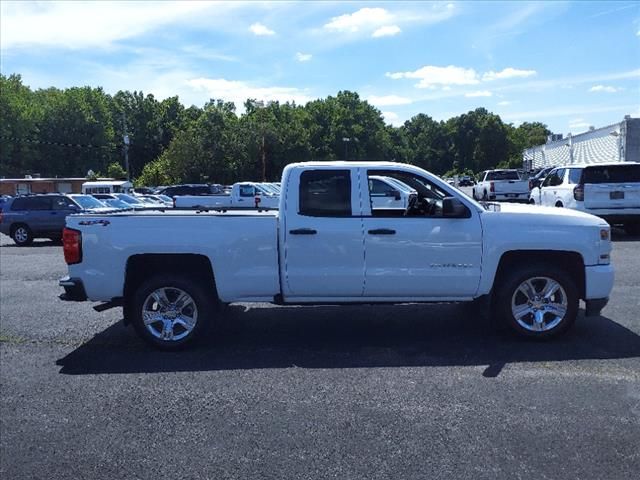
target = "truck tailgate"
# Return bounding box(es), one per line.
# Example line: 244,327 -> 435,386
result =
584,182 -> 640,209
494,180 -> 529,195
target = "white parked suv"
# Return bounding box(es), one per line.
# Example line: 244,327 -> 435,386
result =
529,162 -> 640,235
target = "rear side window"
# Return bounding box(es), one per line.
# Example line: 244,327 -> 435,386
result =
370,179 -> 396,195
568,168 -> 583,185
11,196 -> 51,211
583,165 -> 640,184
299,170 -> 351,217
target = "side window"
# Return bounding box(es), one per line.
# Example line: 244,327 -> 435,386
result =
568,169 -> 582,185
52,196 -> 77,210
370,179 -> 395,195
542,170 -> 557,187
299,170 -> 351,217
239,185 -> 255,197
555,169 -> 566,185
26,197 -> 52,211
10,198 -> 28,210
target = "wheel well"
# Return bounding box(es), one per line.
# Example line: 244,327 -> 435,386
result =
494,250 -> 585,299
555,201 -> 563,207
124,254 -> 218,306
10,223 -> 28,234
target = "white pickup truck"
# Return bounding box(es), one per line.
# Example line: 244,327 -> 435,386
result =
473,169 -> 530,202
369,175 -> 417,210
60,162 -> 614,349
175,182 -> 280,209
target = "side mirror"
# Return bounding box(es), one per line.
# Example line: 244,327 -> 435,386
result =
442,197 -> 469,218
392,190 -> 401,200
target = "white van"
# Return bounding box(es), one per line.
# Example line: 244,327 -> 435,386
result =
82,180 -> 133,195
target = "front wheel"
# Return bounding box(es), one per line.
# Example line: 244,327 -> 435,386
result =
131,274 -> 215,350
494,264 -> 578,339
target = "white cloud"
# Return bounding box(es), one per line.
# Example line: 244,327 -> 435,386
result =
497,100 -> 512,106
322,4 -> 457,38
372,25 -> 401,38
249,22 -> 275,36
465,90 -> 493,98
386,65 -> 480,88
295,52 -> 312,62
569,118 -> 590,130
589,85 -> 620,93
324,8 -> 393,33
367,95 -> 413,106
186,77 -> 312,108
381,111 -> 403,126
0,1 -> 218,49
482,67 -> 537,81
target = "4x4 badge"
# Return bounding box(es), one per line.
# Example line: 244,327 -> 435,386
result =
78,219 -> 110,226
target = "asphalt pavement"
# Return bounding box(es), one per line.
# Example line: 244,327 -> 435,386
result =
1,232 -> 639,479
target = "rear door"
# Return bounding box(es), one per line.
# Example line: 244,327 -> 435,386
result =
50,196 -> 79,231
583,164 -> 640,209
282,168 -> 365,298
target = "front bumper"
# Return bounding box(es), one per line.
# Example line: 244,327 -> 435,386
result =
59,276 -> 88,301
584,264 -> 614,300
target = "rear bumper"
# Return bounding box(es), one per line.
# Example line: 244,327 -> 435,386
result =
59,276 -> 88,301
491,193 -> 530,202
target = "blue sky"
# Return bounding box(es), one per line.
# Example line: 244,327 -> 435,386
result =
1,1 -> 639,134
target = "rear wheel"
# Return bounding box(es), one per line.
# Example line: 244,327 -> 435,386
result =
495,264 -> 578,339
482,190 -> 488,201
11,224 -> 33,246
131,274 -> 215,350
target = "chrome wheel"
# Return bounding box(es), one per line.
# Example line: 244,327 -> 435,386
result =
511,276 -> 568,333
142,287 -> 198,342
14,227 -> 29,243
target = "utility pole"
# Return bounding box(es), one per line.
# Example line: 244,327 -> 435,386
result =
122,113 -> 130,181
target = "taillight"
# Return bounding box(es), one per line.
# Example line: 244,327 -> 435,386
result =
490,182 -> 495,193
573,184 -> 584,201
0,210 -> 3,224
254,195 -> 261,208
528,180 -> 533,191
63,228 -> 82,265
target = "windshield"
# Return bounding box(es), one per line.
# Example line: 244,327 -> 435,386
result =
70,195 -> 107,209
103,199 -> 131,209
115,194 -> 143,204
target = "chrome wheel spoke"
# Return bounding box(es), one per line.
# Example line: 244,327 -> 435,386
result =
546,302 -> 567,317
541,279 -> 561,300
143,311 -> 164,326
175,292 -> 192,311
161,320 -> 174,340
533,310 -> 546,330
513,304 -> 533,320
518,280 -> 537,301
151,289 -> 170,308
175,315 -> 196,331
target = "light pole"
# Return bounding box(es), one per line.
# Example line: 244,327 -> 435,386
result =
342,137 -> 351,160
609,131 -> 622,161
122,113 -> 130,181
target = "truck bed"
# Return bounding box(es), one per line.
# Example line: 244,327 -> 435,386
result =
65,209 -> 280,302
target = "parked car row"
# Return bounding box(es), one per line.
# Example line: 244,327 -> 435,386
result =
528,162 -> 640,235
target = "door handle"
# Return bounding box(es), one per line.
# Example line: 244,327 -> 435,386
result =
368,228 -> 396,235
289,228 -> 317,235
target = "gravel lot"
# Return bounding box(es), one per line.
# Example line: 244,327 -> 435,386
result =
1,231 -> 639,479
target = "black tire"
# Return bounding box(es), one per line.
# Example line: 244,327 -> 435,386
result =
131,274 -> 215,350
529,198 -> 535,205
555,202 -> 563,208
624,223 -> 640,236
11,224 -> 33,246
472,189 -> 477,200
494,264 -> 578,339
482,190 -> 488,201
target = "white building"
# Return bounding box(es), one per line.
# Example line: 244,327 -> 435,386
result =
523,115 -> 640,171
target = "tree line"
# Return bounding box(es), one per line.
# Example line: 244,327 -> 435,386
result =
0,73 -> 550,186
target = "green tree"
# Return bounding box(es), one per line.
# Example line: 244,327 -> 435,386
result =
106,161 -> 127,179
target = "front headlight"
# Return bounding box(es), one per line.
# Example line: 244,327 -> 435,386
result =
600,228 -> 610,241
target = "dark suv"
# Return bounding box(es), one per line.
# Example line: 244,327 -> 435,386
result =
157,184 -> 223,197
0,194 -> 82,246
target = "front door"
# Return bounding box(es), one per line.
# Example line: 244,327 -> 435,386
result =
282,168 -> 365,298
361,168 -> 482,298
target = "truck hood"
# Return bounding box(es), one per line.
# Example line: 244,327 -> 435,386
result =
483,202 -> 609,227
